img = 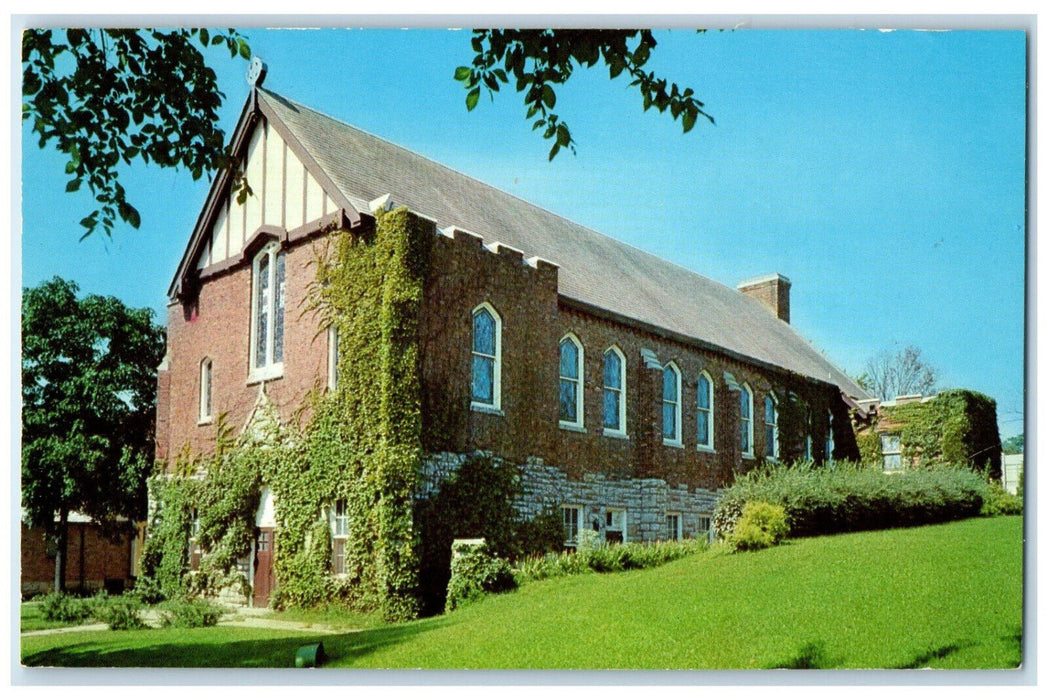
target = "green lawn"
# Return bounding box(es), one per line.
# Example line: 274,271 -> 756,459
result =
22,516 -> 1023,669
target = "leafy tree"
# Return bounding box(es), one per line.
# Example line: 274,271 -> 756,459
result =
22,28 -> 251,238
857,345 -> 939,402
1001,434 -> 1024,455
456,29 -> 713,160
22,277 -> 166,591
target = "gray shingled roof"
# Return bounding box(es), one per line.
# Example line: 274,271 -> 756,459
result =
260,88 -> 868,399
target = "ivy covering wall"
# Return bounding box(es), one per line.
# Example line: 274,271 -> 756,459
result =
855,389 -> 1001,479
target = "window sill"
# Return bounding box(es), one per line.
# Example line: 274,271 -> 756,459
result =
696,445 -> 716,454
742,452 -> 755,460
197,418 -> 214,427
602,429 -> 629,440
248,364 -> 284,385
663,439 -> 684,449
471,402 -> 504,417
559,422 -> 586,433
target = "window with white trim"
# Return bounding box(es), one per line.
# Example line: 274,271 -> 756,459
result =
825,410 -> 835,464
471,303 -> 501,411
666,512 -> 682,541
765,393 -> 779,459
697,371 -> 714,450
662,362 -> 682,445
562,505 -> 581,548
327,326 -> 339,390
602,346 -> 627,435
804,409 -> 813,461
331,499 -> 349,575
559,334 -> 584,428
604,508 -> 627,544
250,242 -> 285,380
697,514 -> 714,543
740,383 -> 754,457
199,358 -> 213,423
881,434 -> 902,471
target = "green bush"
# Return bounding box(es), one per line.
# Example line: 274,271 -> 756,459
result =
90,592 -> 147,630
981,482 -> 1023,516
159,596 -> 225,628
38,591 -> 92,624
730,501 -> 789,551
445,541 -> 517,612
714,461 -> 986,538
513,537 -> 709,584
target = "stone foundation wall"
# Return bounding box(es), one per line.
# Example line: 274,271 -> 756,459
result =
420,452 -> 719,543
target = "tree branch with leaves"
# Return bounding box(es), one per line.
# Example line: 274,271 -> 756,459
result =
456,29 -> 714,160
22,28 -> 251,238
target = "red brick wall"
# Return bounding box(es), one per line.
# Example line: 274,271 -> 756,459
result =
159,224 -> 850,488
21,523 -> 133,595
159,235 -> 329,463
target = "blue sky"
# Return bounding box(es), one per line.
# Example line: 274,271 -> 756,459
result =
18,27 -> 1027,438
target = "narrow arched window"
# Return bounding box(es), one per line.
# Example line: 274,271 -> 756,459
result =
559,334 -> 584,428
740,383 -> 754,457
327,326 -> 339,390
662,362 -> 682,445
199,358 -> 213,423
765,393 -> 779,459
250,241 -> 285,379
825,410 -> 835,464
603,346 -> 627,435
471,303 -> 501,411
697,371 -> 714,450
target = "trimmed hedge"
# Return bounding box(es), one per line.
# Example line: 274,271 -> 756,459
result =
714,461 -> 985,538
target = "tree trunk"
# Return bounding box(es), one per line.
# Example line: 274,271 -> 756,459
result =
53,508 -> 69,593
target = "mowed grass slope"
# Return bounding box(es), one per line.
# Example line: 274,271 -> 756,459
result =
22,516 -> 1022,669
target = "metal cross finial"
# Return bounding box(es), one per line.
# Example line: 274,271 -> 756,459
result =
247,56 -> 268,87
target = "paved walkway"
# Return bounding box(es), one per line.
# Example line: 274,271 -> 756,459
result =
21,606 -> 353,637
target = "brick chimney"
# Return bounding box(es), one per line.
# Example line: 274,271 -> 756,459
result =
737,273 -> 791,323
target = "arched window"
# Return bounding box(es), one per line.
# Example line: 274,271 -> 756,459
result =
602,346 -> 627,436
250,241 -> 286,380
740,383 -> 754,457
471,303 -> 501,411
663,362 -> 682,445
558,333 -> 584,428
765,393 -> 779,459
697,371 -> 714,450
199,358 -> 213,423
825,410 -> 835,464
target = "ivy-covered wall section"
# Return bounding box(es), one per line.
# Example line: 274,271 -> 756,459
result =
855,389 -> 1002,479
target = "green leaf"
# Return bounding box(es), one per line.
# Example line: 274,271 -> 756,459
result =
548,142 -> 560,161
64,160 -> 77,174
540,84 -> 556,109
237,38 -> 251,59
454,66 -> 471,81
682,110 -> 696,133
556,124 -> 570,147
465,87 -> 480,111
199,28 -> 210,47
65,178 -> 81,192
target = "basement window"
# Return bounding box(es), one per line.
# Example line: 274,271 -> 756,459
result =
562,505 -> 581,548
666,512 -> 682,541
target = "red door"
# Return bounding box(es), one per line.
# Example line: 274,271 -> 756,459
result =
253,528 -> 276,607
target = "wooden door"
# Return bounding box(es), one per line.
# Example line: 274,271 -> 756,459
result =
253,528 -> 276,607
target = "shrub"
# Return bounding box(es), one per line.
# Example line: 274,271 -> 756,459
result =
513,537 -> 708,584
91,592 -> 147,630
713,461 -> 986,538
445,541 -> 516,612
129,575 -> 167,605
38,591 -> 92,624
159,596 -> 225,628
981,482 -> 1023,516
730,501 -> 789,551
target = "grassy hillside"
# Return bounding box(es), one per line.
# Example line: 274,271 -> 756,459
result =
22,516 -> 1022,669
